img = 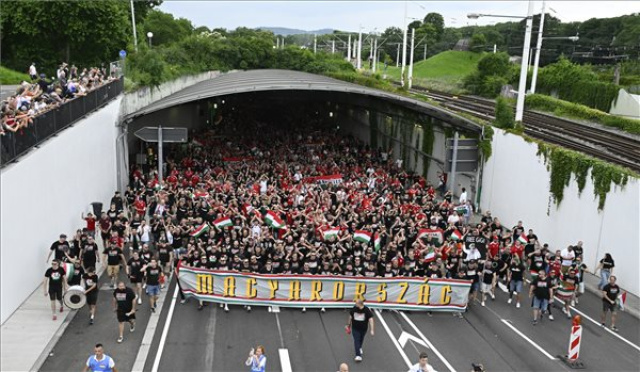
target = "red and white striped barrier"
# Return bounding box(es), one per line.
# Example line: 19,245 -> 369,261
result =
568,324 -> 582,360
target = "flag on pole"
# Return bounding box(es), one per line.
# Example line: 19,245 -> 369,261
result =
353,230 -> 372,244
323,227 -> 340,240
213,216 -> 232,229
418,228 -> 444,245
619,291 -> 627,311
450,229 -> 463,241
518,233 -> 528,244
190,223 -> 210,237
265,211 -> 286,229
374,233 -> 381,251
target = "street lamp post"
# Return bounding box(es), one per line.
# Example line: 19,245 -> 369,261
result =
531,0 -> 547,93
408,28 -> 416,89
357,27 -> 363,69
130,0 -> 138,52
147,32 -> 154,48
401,0 -> 408,86
515,1 -> 535,122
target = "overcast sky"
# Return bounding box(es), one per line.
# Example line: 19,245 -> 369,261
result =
159,1 -> 640,32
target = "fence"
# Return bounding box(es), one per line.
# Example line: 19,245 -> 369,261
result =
1,78 -> 124,167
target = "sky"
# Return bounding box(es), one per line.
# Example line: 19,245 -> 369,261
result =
159,1 -> 640,33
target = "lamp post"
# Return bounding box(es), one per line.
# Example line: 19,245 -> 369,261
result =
401,0 -> 408,86
130,0 -> 138,52
467,0 -> 534,122
147,32 -> 154,48
357,26 -> 363,69
408,28 -> 416,89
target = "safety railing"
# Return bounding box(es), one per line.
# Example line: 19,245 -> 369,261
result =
1,78 -> 124,167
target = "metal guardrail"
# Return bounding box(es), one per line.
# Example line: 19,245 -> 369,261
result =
0,78 -> 124,167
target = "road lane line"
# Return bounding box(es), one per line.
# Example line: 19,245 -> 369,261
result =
399,312 -> 457,372
554,297 -> 640,352
274,311 -> 286,349
151,285 -> 179,372
279,348 -> 293,372
500,319 -> 556,360
374,310 -> 412,368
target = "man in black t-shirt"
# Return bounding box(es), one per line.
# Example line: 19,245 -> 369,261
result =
601,275 -> 620,332
507,258 -> 525,308
529,271 -> 553,325
104,242 -> 127,288
112,281 -> 137,343
145,259 -> 163,312
43,260 -> 67,321
83,267 -> 99,325
128,251 -> 147,305
347,299 -> 374,362
47,234 -> 70,263
81,236 -> 100,271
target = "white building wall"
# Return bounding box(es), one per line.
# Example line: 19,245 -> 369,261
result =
0,98 -> 122,324
481,128 -> 640,296
609,89 -> 640,120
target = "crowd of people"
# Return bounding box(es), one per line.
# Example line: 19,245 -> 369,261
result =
1,62 -> 117,135
44,117 -> 624,348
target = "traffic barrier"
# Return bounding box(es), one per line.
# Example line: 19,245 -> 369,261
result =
558,315 -> 585,369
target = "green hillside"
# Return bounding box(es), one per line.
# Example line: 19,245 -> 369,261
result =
382,51 -> 483,90
0,66 -> 30,84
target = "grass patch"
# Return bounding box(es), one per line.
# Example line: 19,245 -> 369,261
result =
526,94 -> 640,135
0,65 -> 31,84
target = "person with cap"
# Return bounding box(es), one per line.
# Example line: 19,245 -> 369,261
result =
47,234 -> 70,263
408,352 -> 437,372
346,299 -> 374,362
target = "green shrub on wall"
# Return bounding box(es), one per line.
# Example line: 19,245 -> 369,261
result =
536,142 -> 635,210
421,120 -> 435,177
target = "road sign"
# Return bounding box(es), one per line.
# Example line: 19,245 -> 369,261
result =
119,50 -> 127,58
445,138 -> 478,173
134,127 -> 188,143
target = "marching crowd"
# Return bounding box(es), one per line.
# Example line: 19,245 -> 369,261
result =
1,62 -> 116,135
44,118 -> 624,349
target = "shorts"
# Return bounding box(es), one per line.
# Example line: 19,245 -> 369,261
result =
509,280 -> 523,293
101,232 -> 110,241
533,297 -> 549,311
470,282 -> 480,293
86,291 -> 98,305
107,265 -> 120,277
481,282 -> 493,293
146,284 -> 160,296
129,274 -> 142,284
117,310 -> 136,323
87,230 -> 96,239
49,288 -> 63,301
602,301 -> 617,313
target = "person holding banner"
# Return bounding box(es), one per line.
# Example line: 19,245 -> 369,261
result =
347,299 -> 374,362
245,345 -> 266,372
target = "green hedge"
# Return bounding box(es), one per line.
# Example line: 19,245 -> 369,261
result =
526,94 -> 640,135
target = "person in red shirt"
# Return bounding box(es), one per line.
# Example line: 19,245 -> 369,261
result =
510,241 -> 525,260
134,197 -> 146,217
488,237 -> 500,259
82,212 -> 97,239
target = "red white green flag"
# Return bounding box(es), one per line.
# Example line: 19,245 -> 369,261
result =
323,227 -> 340,240
450,229 -> 463,241
265,211 -> 286,229
63,262 -> 75,281
353,230 -> 372,243
419,228 -> 444,245
374,233 -> 381,251
213,216 -> 232,229
517,233 -> 528,244
190,223 -> 210,237
619,291 -> 627,311
423,247 -> 437,263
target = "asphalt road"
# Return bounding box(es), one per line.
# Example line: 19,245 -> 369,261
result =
40,276 -> 640,372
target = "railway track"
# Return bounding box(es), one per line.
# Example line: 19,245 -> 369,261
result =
408,86 -> 640,173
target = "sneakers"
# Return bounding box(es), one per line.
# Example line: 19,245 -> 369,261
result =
611,326 -> 619,332
52,315 -> 57,321
117,336 -> 123,343
302,307 -> 307,313
566,312 -> 572,319
481,301 -> 485,307
89,318 -> 94,325
180,299 -> 186,304
571,299 -> 575,307
601,323 -> 606,327
516,302 -> 521,308
321,307 -> 326,313
59,306 -> 64,313
224,304 -> 229,312
548,314 -> 555,321
246,306 -> 252,312
130,323 -> 135,332
490,293 -> 496,300
354,356 -> 363,362
151,307 -> 156,313
507,298 -> 513,304
198,304 -> 204,311
575,297 -> 579,304
137,298 -> 142,305
561,307 -> 567,314
532,320 -> 538,325
142,283 -> 146,289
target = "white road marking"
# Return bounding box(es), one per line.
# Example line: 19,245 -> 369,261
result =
279,348 -> 293,372
554,297 -> 640,353
270,305 -> 280,313
501,319 -> 556,360
151,286 -> 179,372
374,309 -> 412,368
399,311 -> 457,372
398,331 -> 430,349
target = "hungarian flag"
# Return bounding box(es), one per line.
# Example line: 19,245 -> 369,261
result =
323,227 -> 340,240
423,247 -> 437,263
419,228 -> 444,245
450,229 -> 463,241
374,233 -> 381,251
619,291 -> 627,311
265,211 -> 286,229
63,262 -> 75,281
194,191 -> 209,199
213,216 -> 232,229
190,223 -> 210,237
517,233 -> 528,244
243,203 -> 254,216
353,230 -> 372,244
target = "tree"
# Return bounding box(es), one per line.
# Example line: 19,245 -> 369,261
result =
142,10 -> 194,46
408,20 -> 422,31
0,0 -> 131,73
469,33 -> 487,52
423,12 -> 445,41
494,96 -> 515,129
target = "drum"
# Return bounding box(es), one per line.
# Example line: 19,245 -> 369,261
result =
63,285 -> 86,309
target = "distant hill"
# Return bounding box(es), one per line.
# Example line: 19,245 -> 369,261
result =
259,27 -> 334,36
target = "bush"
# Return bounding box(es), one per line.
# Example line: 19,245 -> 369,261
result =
463,52 -> 510,98
526,94 -> 640,135
494,96 -> 515,128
